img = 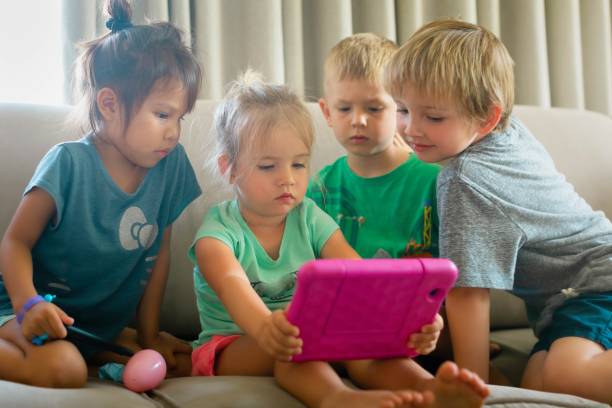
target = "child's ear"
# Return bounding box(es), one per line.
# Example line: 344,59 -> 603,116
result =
218,154 -> 235,183
318,98 -> 333,127
96,87 -> 120,121
478,104 -> 503,136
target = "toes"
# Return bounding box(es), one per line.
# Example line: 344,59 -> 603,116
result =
436,361 -> 460,381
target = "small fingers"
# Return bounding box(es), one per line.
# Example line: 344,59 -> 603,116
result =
272,311 -> 299,337
175,340 -> 194,354
44,311 -> 67,339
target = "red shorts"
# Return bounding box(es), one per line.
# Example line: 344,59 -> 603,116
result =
191,335 -> 241,376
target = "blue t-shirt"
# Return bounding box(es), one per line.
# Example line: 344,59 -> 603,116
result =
438,117 -> 612,335
0,135 -> 201,354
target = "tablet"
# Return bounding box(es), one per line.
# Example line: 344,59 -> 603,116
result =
286,258 -> 457,362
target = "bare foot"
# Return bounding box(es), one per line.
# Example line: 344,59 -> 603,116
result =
425,361 -> 489,408
321,388 -> 432,408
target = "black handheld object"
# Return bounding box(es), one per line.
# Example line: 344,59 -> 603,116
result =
66,326 -> 134,357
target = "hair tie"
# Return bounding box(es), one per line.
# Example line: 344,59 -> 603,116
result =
106,17 -> 133,33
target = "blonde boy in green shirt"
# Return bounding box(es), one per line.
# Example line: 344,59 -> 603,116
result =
308,33 -> 440,260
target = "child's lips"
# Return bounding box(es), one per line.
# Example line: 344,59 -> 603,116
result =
409,142 -> 433,152
155,149 -> 170,157
276,193 -> 295,202
349,135 -> 368,144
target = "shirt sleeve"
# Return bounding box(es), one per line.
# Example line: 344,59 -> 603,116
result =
438,177 -> 525,289
161,144 -> 202,227
303,198 -> 340,257
24,144 -> 72,227
188,205 -> 237,265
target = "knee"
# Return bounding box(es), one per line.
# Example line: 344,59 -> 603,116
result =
29,343 -> 88,388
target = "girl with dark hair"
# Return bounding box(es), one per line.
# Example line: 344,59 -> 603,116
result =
0,0 -> 202,387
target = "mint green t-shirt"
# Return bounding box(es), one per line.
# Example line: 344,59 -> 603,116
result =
307,154 -> 440,259
189,197 -> 339,346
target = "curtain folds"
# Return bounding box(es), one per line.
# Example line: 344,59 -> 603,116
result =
62,0 -> 612,116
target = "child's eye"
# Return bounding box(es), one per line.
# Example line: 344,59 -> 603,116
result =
337,106 -> 351,113
156,112 -> 169,120
397,108 -> 409,115
292,162 -> 307,169
368,106 -> 383,113
257,164 -> 274,171
427,116 -> 444,122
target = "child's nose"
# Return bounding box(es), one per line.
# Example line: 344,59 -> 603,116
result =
401,116 -> 419,137
165,122 -> 181,141
351,110 -> 367,128
279,167 -> 296,186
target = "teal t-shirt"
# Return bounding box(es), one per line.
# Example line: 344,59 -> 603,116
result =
189,197 -> 339,346
0,136 -> 201,356
307,154 -> 440,258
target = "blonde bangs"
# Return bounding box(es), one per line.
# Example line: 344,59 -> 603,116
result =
384,19 -> 515,130
324,33 -> 397,90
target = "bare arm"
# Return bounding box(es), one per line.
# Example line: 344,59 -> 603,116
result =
319,230 -> 360,259
196,237 -> 301,360
445,286 -> 491,381
0,188 -> 73,338
137,226 -> 172,345
136,226 -> 192,366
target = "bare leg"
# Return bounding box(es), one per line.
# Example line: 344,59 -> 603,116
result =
212,335 -> 429,407
276,360 -> 430,408
522,336 -> 612,404
214,335 -> 276,376
0,318 -> 87,387
346,359 -> 488,408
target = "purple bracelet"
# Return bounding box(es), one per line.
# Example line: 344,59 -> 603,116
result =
16,295 -> 45,324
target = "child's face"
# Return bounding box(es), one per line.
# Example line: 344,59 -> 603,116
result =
394,83 -> 489,163
320,78 -> 397,159
114,79 -> 188,169
231,122 -> 311,222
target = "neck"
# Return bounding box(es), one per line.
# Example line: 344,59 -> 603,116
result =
92,134 -> 147,193
347,140 -> 411,178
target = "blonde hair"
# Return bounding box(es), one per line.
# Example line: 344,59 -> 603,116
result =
384,19 -> 514,130
324,33 -> 398,91
211,70 -> 314,180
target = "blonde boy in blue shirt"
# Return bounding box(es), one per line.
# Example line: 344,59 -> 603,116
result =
385,19 -> 612,404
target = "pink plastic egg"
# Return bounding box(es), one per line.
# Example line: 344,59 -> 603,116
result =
123,349 -> 166,392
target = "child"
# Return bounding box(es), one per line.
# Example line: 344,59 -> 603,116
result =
308,33 -> 440,260
0,0 -> 201,387
385,19 -> 612,404
189,71 -> 489,408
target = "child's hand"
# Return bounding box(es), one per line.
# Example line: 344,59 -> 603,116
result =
255,309 -> 302,361
21,302 -> 74,341
407,313 -> 443,355
143,331 -> 193,371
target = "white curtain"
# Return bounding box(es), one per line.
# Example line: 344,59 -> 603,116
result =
62,0 -> 612,116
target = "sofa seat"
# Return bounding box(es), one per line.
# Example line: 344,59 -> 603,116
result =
1,377 -> 608,407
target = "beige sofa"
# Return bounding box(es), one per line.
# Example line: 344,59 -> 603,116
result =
1,101 -> 610,407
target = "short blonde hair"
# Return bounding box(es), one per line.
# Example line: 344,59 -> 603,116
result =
384,19 -> 514,131
211,70 -> 314,180
324,33 -> 398,91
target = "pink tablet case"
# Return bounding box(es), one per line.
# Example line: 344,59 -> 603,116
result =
286,258 -> 457,362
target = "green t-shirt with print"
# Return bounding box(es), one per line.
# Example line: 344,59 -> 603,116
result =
188,197 -> 339,347
307,154 -> 440,259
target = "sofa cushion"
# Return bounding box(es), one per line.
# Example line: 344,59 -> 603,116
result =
150,377 -> 609,408
0,378 -> 162,408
